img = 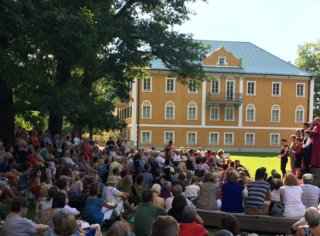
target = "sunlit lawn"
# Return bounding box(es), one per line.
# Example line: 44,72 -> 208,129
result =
229,152 -> 282,177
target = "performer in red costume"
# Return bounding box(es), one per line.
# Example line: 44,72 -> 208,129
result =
310,117 -> 320,167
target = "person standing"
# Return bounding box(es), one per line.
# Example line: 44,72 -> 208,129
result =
310,117 -> 320,167
278,139 -> 289,177
302,130 -> 312,173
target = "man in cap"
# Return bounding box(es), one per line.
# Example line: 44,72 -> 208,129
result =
300,173 -> 320,208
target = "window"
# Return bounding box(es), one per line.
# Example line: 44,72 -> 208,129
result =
271,104 -> 280,122
187,132 -> 197,145
272,82 -> 281,96
188,81 -> 198,93
164,131 -> 174,144
246,104 -> 255,122
142,78 -> 152,92
141,131 -> 151,144
225,104 -> 234,121
141,100 -> 152,119
211,79 -> 220,94
217,56 -> 227,65
187,102 -> 197,120
165,101 -> 175,120
270,133 -> 280,146
247,81 -> 256,95
166,77 -> 175,93
296,83 -> 305,97
209,132 -> 219,145
224,132 -> 234,145
245,133 -> 255,145
295,105 -> 304,123
210,105 -> 220,121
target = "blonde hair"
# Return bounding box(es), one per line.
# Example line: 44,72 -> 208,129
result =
151,184 -> 161,194
283,173 -> 299,186
40,184 -> 49,198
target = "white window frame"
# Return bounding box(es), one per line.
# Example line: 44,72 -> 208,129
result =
141,131 -> 152,144
295,105 -> 304,123
296,83 -> 305,97
209,105 -> 220,121
164,101 -> 175,120
165,77 -> 176,93
272,82 -> 281,97
224,132 -> 234,145
210,78 -> 220,94
188,80 -> 198,94
209,132 -> 219,145
224,104 -> 235,121
246,81 -> 256,96
245,133 -> 255,145
187,102 -> 197,120
186,132 -> 197,145
270,133 -> 280,146
141,100 -> 152,119
271,104 -> 280,122
245,104 -> 255,122
217,56 -> 228,66
164,131 -> 175,144
142,77 -> 152,92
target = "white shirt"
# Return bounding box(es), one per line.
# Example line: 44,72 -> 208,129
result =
102,186 -> 121,203
185,184 -> 200,199
173,155 -> 181,162
271,189 -> 281,201
73,137 -> 81,146
62,205 -> 79,216
156,156 -> 165,168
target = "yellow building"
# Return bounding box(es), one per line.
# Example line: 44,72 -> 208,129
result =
117,40 -> 315,152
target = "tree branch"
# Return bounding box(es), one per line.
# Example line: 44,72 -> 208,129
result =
114,0 -> 136,20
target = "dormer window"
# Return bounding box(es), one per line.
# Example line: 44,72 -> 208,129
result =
217,56 -> 227,66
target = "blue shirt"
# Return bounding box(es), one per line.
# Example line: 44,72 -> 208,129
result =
221,182 -> 244,213
85,198 -> 104,224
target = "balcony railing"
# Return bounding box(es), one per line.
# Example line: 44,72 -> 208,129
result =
207,92 -> 243,106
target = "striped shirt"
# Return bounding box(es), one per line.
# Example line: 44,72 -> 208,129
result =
245,180 -> 271,208
300,184 -> 320,208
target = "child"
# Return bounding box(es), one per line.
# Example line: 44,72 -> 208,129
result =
302,130 -> 312,173
293,138 -> 303,178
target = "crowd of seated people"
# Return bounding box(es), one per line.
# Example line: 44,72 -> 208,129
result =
1,125 -> 320,235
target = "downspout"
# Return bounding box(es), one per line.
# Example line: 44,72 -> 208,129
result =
136,79 -> 140,150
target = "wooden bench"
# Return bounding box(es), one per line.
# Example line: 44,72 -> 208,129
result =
197,209 -> 300,234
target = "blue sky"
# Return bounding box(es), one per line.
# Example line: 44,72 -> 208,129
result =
175,0 -> 320,63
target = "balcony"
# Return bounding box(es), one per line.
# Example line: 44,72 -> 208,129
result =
207,92 -> 243,106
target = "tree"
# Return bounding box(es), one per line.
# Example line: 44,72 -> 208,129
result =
296,40 -> 320,117
1,0 -> 209,144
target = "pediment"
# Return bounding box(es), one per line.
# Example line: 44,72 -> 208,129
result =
202,46 -> 242,67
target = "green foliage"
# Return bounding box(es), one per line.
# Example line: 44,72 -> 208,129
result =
1,0 -> 209,137
92,130 -> 121,145
296,40 -> 320,117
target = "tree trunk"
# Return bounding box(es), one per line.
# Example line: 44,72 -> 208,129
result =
48,62 -> 70,136
71,124 -> 83,139
48,109 -> 63,137
0,77 -> 15,146
89,127 -> 93,140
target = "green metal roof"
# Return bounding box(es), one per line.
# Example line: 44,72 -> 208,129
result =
149,40 -> 315,77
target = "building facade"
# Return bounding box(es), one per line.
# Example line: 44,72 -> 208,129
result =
116,40 -> 315,152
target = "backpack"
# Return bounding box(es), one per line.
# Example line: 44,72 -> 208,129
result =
269,201 -> 285,217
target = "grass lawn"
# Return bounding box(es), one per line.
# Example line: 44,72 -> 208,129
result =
229,152 -> 283,177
